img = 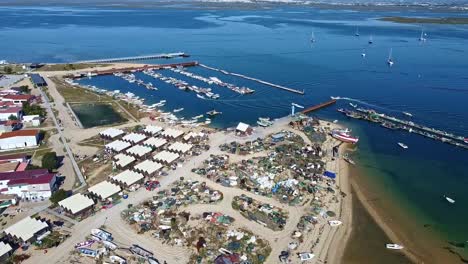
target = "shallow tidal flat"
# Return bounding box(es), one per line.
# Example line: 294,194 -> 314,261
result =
380,16 -> 468,24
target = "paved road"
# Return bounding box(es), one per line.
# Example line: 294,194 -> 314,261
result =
37,75 -> 86,190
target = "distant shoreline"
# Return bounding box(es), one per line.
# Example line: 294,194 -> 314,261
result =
380,16 -> 468,24
0,1 -> 467,13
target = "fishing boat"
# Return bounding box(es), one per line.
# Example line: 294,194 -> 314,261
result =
78,247 -> 97,257
368,35 -> 373,44
386,244 -> 404,250
349,103 -> 357,108
173,108 -> 184,113
257,119 -> 273,127
444,195 -> 455,204
299,252 -> 315,261
331,131 -> 359,144
403,111 -> 413,117
109,255 -> 126,264
398,142 -> 408,149
328,220 -> 343,227
197,94 -> 205,99
207,110 -> 222,116
387,48 -> 394,66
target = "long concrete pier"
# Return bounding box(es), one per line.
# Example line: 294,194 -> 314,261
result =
199,64 -> 305,95
77,52 -> 189,64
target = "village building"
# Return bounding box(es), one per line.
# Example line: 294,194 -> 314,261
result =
99,128 -> 125,140
142,137 -> 167,150
0,130 -> 39,150
143,125 -> 163,136
0,94 -> 33,105
161,128 -> 184,140
0,241 -> 12,261
0,169 -> 57,200
125,145 -> 152,159
3,216 -> 50,243
113,153 -> 136,170
110,170 -> 144,189
134,160 -> 163,177
58,193 -> 95,217
0,106 -> 22,121
153,150 -> 179,165
88,181 -> 121,201
122,133 -> 147,145
167,142 -> 193,154
22,115 -> 41,127
105,140 -> 131,153
30,74 -> 47,87
236,122 -> 253,136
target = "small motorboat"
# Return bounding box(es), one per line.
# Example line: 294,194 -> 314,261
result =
386,244 -> 404,250
173,108 -> 184,113
403,111 -> 413,117
196,94 -> 205,99
298,252 -> 315,261
444,195 -> 455,204
207,110 -> 222,116
349,103 -> 357,108
328,220 -> 342,227
398,142 -> 408,149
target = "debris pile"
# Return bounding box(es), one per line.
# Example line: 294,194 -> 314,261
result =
232,194 -> 288,231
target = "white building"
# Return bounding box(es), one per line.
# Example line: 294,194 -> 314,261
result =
3,216 -> 49,243
0,169 -> 57,200
0,130 -> 39,150
58,193 -> 95,215
0,107 -> 22,121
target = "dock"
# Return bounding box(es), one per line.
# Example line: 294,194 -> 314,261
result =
76,52 -> 189,64
338,108 -> 468,150
69,61 -> 199,79
302,99 -> 337,114
199,64 -> 305,95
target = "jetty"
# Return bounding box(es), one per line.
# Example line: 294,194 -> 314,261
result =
76,52 -> 189,64
302,99 -> 337,114
199,64 -> 305,95
338,108 -> 468,150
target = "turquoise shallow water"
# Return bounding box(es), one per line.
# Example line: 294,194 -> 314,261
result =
1,5 -> 467,260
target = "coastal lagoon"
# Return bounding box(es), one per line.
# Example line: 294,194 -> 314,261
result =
2,4 -> 468,262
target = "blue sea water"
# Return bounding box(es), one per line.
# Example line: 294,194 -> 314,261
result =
1,5 -> 467,260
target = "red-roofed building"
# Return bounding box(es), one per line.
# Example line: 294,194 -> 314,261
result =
0,106 -> 22,121
0,130 -> 39,150
0,169 -> 57,200
1,94 -> 33,105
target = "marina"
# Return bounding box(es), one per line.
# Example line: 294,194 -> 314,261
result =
199,64 -> 305,95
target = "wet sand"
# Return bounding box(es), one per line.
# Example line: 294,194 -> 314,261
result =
346,165 -> 465,264
343,186 -> 411,264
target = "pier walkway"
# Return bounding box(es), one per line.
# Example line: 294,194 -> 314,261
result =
199,64 -> 305,95
76,52 -> 189,64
